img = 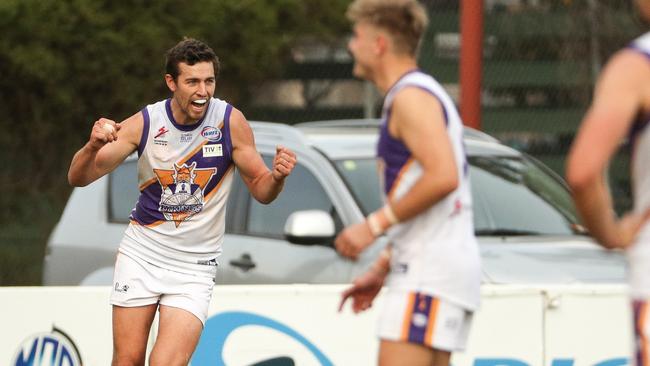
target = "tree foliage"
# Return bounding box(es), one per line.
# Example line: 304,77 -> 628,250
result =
0,0 -> 350,229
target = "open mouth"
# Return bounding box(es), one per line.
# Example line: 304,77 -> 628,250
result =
191,99 -> 207,108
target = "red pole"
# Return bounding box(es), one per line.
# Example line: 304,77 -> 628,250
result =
460,0 -> 484,130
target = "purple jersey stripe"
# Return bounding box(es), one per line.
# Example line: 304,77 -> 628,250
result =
378,115 -> 411,196
130,185 -> 166,224
131,152 -> 233,225
407,293 -> 433,344
223,104 -> 233,157
184,148 -> 233,198
138,107 -> 150,158
629,115 -> 650,143
203,164 -> 234,200
378,73 -> 451,195
131,131 -> 234,224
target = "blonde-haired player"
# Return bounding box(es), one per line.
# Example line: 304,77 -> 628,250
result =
335,1 -> 481,365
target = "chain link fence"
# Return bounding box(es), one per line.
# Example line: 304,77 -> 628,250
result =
244,0 -> 644,214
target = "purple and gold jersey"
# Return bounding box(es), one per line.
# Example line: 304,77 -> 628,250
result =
119,98 -> 234,277
378,70 -> 481,311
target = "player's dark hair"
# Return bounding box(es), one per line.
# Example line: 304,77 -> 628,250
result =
165,37 -> 220,81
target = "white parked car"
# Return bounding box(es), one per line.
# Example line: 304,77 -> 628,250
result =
43,120 -> 626,286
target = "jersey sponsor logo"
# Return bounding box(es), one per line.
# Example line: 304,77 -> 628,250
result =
201,126 -> 222,142
154,127 -> 170,146
180,132 -> 193,143
203,144 -> 223,157
155,126 -> 170,139
12,327 -> 82,366
153,162 -> 217,227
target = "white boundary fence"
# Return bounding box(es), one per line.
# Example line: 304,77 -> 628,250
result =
1,284 -> 633,366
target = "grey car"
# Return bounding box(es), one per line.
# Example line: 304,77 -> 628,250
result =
42,120 -> 626,286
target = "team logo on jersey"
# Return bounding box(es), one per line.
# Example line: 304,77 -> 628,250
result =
153,162 -> 217,227
201,126 -> 222,142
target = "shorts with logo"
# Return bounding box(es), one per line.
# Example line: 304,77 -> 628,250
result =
110,252 -> 215,326
378,289 -> 473,351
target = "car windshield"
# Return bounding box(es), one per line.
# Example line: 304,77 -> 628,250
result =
334,155 -> 582,236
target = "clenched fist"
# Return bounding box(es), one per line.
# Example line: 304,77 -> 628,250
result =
272,145 -> 297,181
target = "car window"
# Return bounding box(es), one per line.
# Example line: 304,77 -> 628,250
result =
334,155 -> 580,236
108,159 -> 138,223
334,158 -> 383,215
245,155 -> 341,239
469,155 -> 580,236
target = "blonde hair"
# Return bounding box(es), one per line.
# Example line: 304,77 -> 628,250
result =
346,0 -> 429,56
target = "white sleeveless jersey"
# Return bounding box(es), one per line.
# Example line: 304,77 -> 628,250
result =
119,98 -> 235,277
378,70 -> 481,310
626,32 -> 650,299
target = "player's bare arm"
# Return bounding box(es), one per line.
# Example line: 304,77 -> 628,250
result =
387,88 -> 459,220
339,246 -> 391,313
567,50 -> 650,248
230,108 -> 296,204
68,112 -> 142,187
336,88 -> 457,260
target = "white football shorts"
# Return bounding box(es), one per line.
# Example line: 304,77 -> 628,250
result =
110,252 -> 215,325
378,289 -> 473,351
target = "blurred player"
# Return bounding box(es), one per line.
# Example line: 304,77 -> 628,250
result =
68,38 -> 296,365
335,1 -> 481,365
566,1 -> 650,365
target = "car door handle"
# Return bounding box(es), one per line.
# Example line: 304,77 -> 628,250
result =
229,253 -> 256,272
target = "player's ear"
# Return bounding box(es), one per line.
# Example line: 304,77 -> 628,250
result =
165,74 -> 177,92
376,33 -> 388,56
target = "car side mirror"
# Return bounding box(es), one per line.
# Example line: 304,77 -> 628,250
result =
284,210 -> 336,245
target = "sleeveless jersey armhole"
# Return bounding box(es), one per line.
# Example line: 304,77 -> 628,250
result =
223,104 -> 234,157
137,107 -> 151,158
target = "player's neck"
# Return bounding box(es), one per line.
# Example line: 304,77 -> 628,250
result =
170,98 -> 200,126
375,57 -> 419,94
